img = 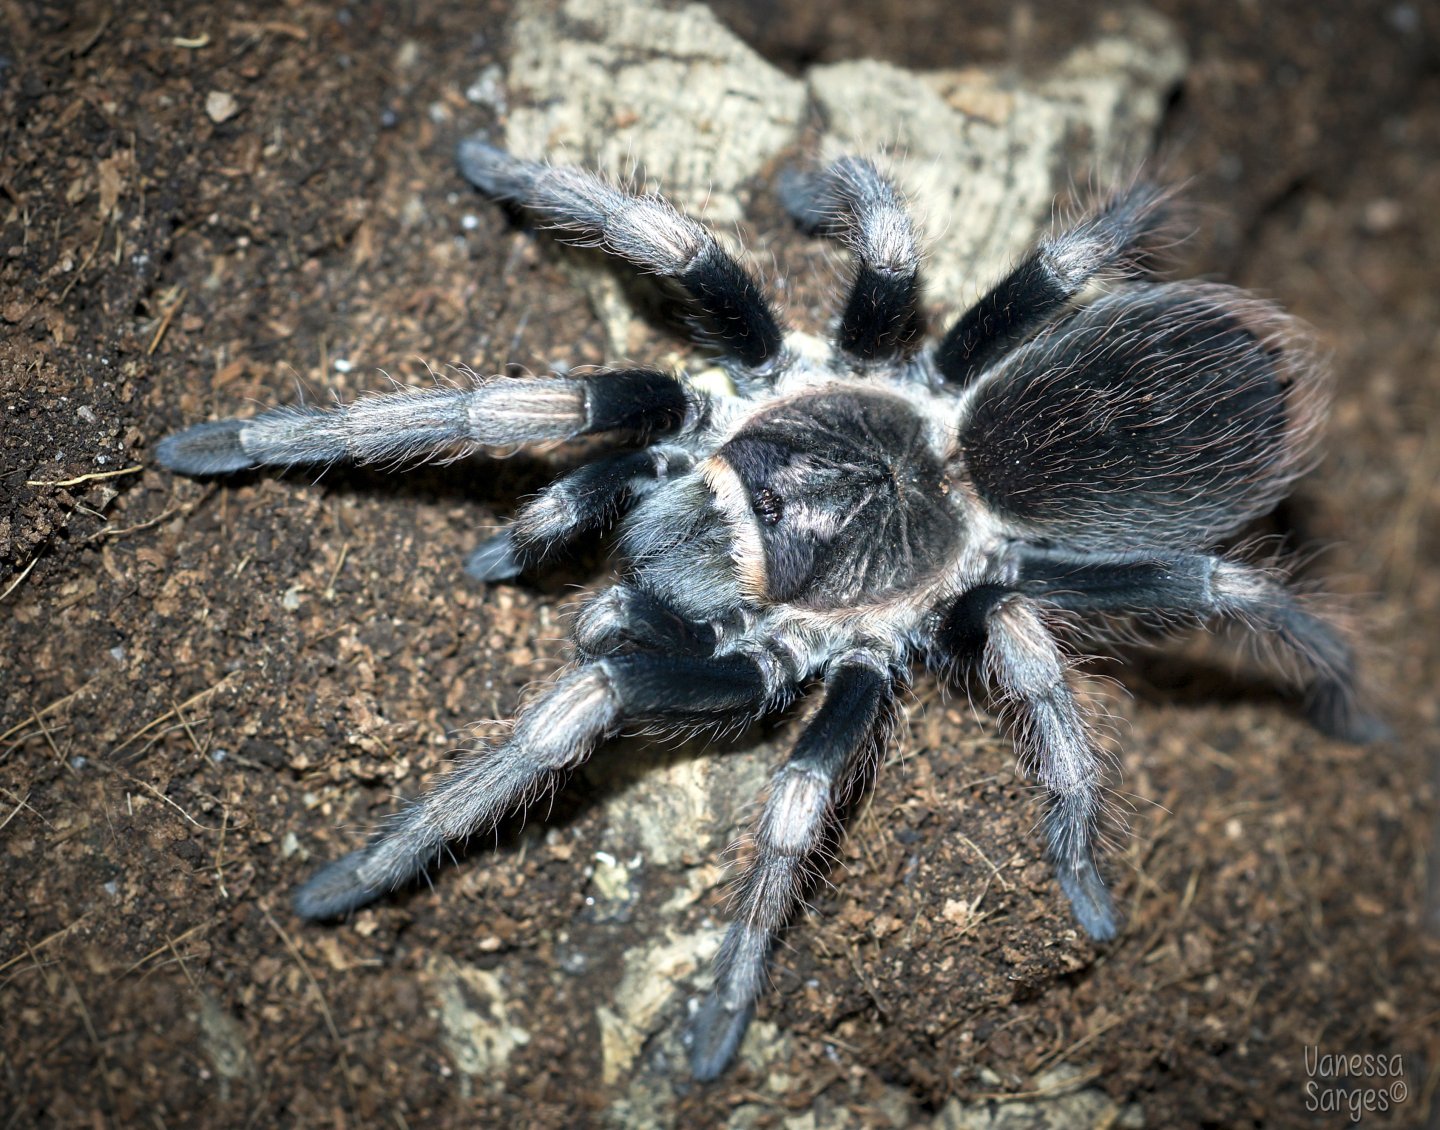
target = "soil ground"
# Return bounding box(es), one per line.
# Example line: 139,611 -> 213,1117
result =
2,1 -> 1438,1127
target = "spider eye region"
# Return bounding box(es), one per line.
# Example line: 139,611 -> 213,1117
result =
712,391 -> 960,606
753,487 -> 784,525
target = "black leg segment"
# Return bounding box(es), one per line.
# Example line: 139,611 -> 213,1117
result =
689,654 -> 893,1080
1014,547 -> 1215,611
158,368 -> 691,476
934,182 -> 1171,387
671,252 -> 787,371
937,588 -> 1119,941
294,648 -> 791,921
570,583 -> 720,658
466,448 -> 693,582
781,157 -> 924,363
458,135 -> 786,374
1014,547 -> 1388,743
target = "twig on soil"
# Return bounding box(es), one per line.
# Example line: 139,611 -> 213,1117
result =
173,696 -> 208,758
119,919 -> 216,980
0,557 -> 39,604
0,683 -> 95,752
0,690 -> 80,742
972,1063 -> 1108,1103
1177,865 -> 1200,918
324,542 -> 350,601
147,287 -> 186,354
26,707 -> 77,779
83,505 -> 179,544
25,465 -> 142,488
108,676 -> 233,758
214,809 -> 230,899
0,912 -> 94,975
166,935 -> 202,992
123,718 -> 205,764
0,794 -> 26,834
956,832 -> 1014,892
1031,1011 -> 1131,1075
98,764 -> 224,833
0,787 -> 49,831
56,215 -> 109,303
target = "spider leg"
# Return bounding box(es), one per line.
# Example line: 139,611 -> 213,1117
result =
937,589 -> 1119,941
466,447 -> 694,581
1013,547 -> 1390,744
570,583 -> 720,659
157,368 -> 691,475
689,654 -> 893,1081
293,648 -> 793,921
780,157 -> 924,364
457,136 -> 786,375
933,182 -> 1172,387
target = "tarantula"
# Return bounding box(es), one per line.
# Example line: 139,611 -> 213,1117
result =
157,137 -> 1382,1080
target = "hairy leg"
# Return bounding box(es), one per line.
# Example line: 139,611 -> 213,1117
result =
933,182 -> 1172,387
458,136 -> 786,375
466,447 -> 694,581
1013,547 -> 1389,743
937,588 -> 1119,940
570,583 -> 720,659
689,654 -> 894,1080
157,368 -> 690,475
781,156 -> 924,363
293,648 -> 795,920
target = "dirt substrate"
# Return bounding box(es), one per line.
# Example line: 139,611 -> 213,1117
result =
2,1 -> 1438,1127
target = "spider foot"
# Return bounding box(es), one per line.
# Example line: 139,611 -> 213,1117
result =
156,418 -> 254,475
465,529 -> 522,582
1057,858 -> 1119,942
455,132 -> 527,199
687,993 -> 755,1082
292,846 -> 396,921
1305,682 -> 1394,745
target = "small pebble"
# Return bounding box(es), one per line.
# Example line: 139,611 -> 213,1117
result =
205,91 -> 239,123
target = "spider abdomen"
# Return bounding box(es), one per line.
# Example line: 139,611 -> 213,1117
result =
960,283 -> 1322,551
